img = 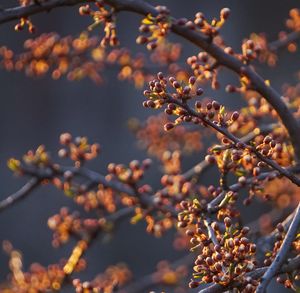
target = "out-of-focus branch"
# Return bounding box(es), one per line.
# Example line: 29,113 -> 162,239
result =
0,178 -> 40,211
269,30 -> 300,51
256,202 -> 300,293
61,206 -> 133,279
118,254 -> 194,293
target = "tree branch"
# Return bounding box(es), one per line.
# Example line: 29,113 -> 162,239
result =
256,201 -> 300,293
0,178 -> 40,211
106,0 -> 300,160
0,0 -> 299,157
0,0 -> 93,24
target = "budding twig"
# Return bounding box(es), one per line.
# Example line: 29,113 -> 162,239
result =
199,255 -> 300,293
166,95 -> 300,187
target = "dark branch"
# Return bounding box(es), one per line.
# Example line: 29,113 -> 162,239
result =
0,0 -> 92,25
0,178 -> 40,211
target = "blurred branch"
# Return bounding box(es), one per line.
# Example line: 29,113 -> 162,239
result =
118,254 -> 194,293
0,178 -> 40,211
269,30 -> 300,51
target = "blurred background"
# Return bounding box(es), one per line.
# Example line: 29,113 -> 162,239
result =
0,0 -> 299,292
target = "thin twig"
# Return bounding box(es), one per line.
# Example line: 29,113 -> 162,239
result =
207,170 -> 278,213
166,95 -> 300,187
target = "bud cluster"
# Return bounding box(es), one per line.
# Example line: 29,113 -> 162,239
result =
187,52 -> 220,89
143,72 -> 239,133
249,33 -> 278,66
79,0 -> 119,47
136,6 -> 171,50
2,241 -> 67,292
240,39 -> 263,63
286,9 -> 300,33
107,158 -> 152,187
161,150 -> 182,175
14,17 -> 36,34
175,8 -> 230,38
72,263 -> 131,293
47,207 -> 84,247
180,215 -> 257,289
255,134 -> 293,166
14,1 -> 36,33
0,33 -> 153,87
75,187 -> 116,213
58,133 -> 100,167
7,145 -> 50,174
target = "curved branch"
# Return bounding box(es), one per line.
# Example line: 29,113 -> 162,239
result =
104,0 -> 300,160
1,0 -> 299,160
0,178 -> 40,211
